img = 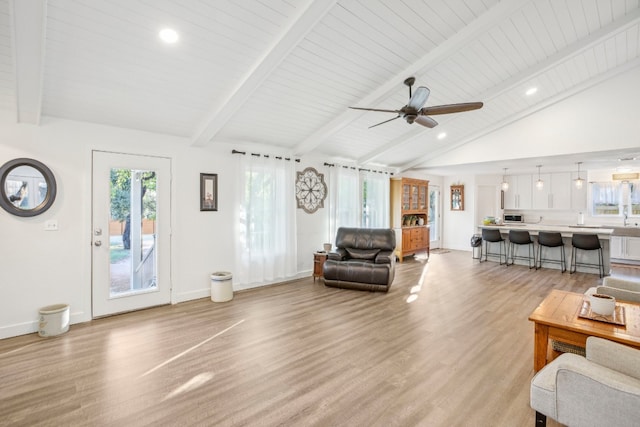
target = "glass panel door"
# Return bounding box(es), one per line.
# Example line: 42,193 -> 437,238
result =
109,169 -> 157,297
92,151 -> 171,317
429,185 -> 441,247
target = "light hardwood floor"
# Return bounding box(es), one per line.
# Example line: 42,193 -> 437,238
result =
1,251 -> 635,426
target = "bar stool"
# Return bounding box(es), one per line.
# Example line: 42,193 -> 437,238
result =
480,228 -> 506,264
570,233 -> 604,278
507,229 -> 536,269
536,231 -> 566,272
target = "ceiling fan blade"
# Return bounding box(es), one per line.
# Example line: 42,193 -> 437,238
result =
420,102 -> 483,116
349,106 -> 401,114
369,115 -> 401,128
407,86 -> 430,110
414,115 -> 438,128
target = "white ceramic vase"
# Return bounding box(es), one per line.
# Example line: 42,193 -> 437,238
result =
590,294 -> 615,316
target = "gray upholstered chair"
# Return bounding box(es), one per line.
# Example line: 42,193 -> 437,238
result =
531,336 -> 640,426
586,276 -> 640,303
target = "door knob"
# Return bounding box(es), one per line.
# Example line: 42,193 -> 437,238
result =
94,240 -> 102,247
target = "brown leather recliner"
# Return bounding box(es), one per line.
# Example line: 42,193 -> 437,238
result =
322,227 -> 396,292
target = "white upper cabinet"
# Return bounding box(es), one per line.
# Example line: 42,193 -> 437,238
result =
504,175 -> 532,209
532,173 -> 552,209
570,171 -> 588,211
531,172 -> 571,210
509,172 -> 572,210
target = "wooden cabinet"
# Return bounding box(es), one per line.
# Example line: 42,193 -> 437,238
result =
313,252 -> 327,280
402,226 -> 429,253
391,177 -> 430,261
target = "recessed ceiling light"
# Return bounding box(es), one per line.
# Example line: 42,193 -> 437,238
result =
525,87 -> 538,96
618,157 -> 636,161
159,28 -> 179,44
437,132 -> 446,140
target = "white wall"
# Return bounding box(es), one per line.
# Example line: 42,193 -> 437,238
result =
442,174 -> 476,251
0,116 -> 328,338
424,65 -> 640,168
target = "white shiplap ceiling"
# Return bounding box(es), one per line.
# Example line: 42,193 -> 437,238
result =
2,0 -> 640,174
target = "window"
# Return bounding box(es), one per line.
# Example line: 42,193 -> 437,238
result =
361,171 -> 390,228
327,167 -> 390,241
591,181 -> 640,217
327,166 -> 359,240
235,155 -> 297,285
631,182 -> 640,215
591,182 -> 621,216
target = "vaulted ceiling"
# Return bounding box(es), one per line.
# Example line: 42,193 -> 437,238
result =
2,0 -> 640,174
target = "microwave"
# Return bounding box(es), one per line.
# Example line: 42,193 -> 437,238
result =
504,214 -> 524,223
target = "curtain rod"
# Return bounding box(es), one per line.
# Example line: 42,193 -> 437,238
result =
323,162 -> 392,175
232,149 -> 300,162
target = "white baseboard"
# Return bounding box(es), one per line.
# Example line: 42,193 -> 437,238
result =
172,271 -> 312,303
0,311 -> 89,340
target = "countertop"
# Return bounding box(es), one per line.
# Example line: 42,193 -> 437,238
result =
478,223 -> 614,238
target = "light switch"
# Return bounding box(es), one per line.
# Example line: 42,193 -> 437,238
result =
44,220 -> 58,231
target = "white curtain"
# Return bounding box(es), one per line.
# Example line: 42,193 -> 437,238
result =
361,170 -> 390,228
327,166 -> 360,243
234,154 -> 297,286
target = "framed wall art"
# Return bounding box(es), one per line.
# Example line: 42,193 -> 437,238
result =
200,173 -> 218,211
450,184 -> 464,211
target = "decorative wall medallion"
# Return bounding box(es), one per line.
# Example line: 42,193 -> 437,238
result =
295,167 -> 327,214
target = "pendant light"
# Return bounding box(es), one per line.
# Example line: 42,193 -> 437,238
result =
535,165 -> 544,190
501,168 -> 509,191
574,162 -> 584,189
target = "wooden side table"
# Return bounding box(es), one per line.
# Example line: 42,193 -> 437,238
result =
529,289 -> 640,372
313,252 -> 328,281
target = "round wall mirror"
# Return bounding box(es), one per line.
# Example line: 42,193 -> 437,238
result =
0,158 -> 57,217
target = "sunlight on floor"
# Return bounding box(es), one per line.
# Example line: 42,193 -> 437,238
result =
406,262 -> 430,303
164,372 -> 214,401
141,319 -> 245,377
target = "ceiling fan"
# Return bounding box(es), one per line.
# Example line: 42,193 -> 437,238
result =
349,77 -> 483,129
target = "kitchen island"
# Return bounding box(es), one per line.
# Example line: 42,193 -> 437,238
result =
477,223 -> 614,275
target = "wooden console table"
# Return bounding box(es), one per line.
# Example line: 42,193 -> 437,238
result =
528,289 -> 640,372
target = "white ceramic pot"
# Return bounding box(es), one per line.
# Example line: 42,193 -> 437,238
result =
590,294 -> 616,316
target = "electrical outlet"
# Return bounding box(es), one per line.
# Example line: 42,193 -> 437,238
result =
44,220 -> 58,231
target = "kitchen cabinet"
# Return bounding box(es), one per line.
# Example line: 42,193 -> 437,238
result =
532,172 -> 571,210
503,175 -> 532,210
390,177 -> 429,261
610,236 -> 623,258
570,171 -> 588,211
610,236 -> 640,262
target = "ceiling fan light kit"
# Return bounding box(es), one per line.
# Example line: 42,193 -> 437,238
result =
349,77 -> 483,129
